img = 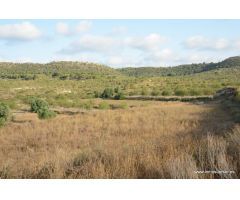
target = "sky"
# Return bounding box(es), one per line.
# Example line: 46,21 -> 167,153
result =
0,19 -> 240,67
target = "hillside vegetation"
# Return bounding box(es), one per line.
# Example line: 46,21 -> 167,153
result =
0,56 -> 240,108
118,56 -> 240,77
0,61 -> 122,80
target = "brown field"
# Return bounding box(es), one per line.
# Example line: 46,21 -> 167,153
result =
0,101 -> 239,178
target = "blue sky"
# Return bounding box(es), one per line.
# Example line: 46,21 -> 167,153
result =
0,19 -> 239,67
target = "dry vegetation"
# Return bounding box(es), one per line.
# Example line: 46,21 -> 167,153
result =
0,101 -> 239,178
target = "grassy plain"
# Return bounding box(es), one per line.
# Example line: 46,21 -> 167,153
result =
0,100 -> 239,178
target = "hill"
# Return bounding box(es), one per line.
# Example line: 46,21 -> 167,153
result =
118,56 -> 240,77
0,56 -> 239,105
0,61 -> 122,80
1,56 -> 240,79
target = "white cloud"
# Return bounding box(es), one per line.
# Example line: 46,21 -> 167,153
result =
56,22 -> 70,36
125,33 -> 167,51
58,33 -> 237,66
0,22 -> 41,41
150,49 -> 175,61
59,33 -> 168,55
108,56 -> 123,65
111,26 -> 128,34
56,20 -> 92,36
184,35 -> 207,49
184,35 -> 231,51
59,35 -> 120,54
214,38 -> 229,50
142,49 -> 181,66
233,39 -> 240,49
107,55 -> 140,67
75,20 -> 92,33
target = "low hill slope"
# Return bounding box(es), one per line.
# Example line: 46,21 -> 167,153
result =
0,61 -> 122,79
118,56 -> 240,77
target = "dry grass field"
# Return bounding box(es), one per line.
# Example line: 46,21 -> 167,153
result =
0,101 -> 239,178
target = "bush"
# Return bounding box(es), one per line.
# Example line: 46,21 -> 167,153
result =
30,98 -> 49,113
114,92 -> 125,100
30,98 -> 56,120
98,102 -> 110,109
0,100 -> 17,109
162,90 -> 171,96
151,88 -> 160,96
37,107 -> 56,119
79,100 -> 93,110
100,88 -> 113,99
203,88 -> 214,95
128,91 -> 138,96
174,89 -> 187,96
189,89 -> 202,96
114,87 -> 120,93
0,102 -> 10,126
93,91 -> 100,98
141,88 -> 149,96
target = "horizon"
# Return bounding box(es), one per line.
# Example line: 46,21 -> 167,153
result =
0,55 -> 238,68
0,20 -> 240,67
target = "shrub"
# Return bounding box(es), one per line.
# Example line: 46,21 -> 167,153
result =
0,102 -> 10,126
37,107 -> 56,119
189,89 -> 202,96
203,88 -> 214,95
80,100 -> 93,110
30,98 -> 49,113
114,92 -> 125,100
0,100 -> 17,109
162,90 -> 171,96
59,75 -> 68,80
100,88 -> 113,99
30,98 -> 56,120
98,102 -> 110,109
93,91 -> 100,98
141,88 -> 149,96
128,91 -> 138,96
151,88 -> 160,96
114,87 -> 120,93
174,89 -> 187,96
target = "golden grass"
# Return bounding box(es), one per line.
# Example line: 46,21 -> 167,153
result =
0,101 -> 239,178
